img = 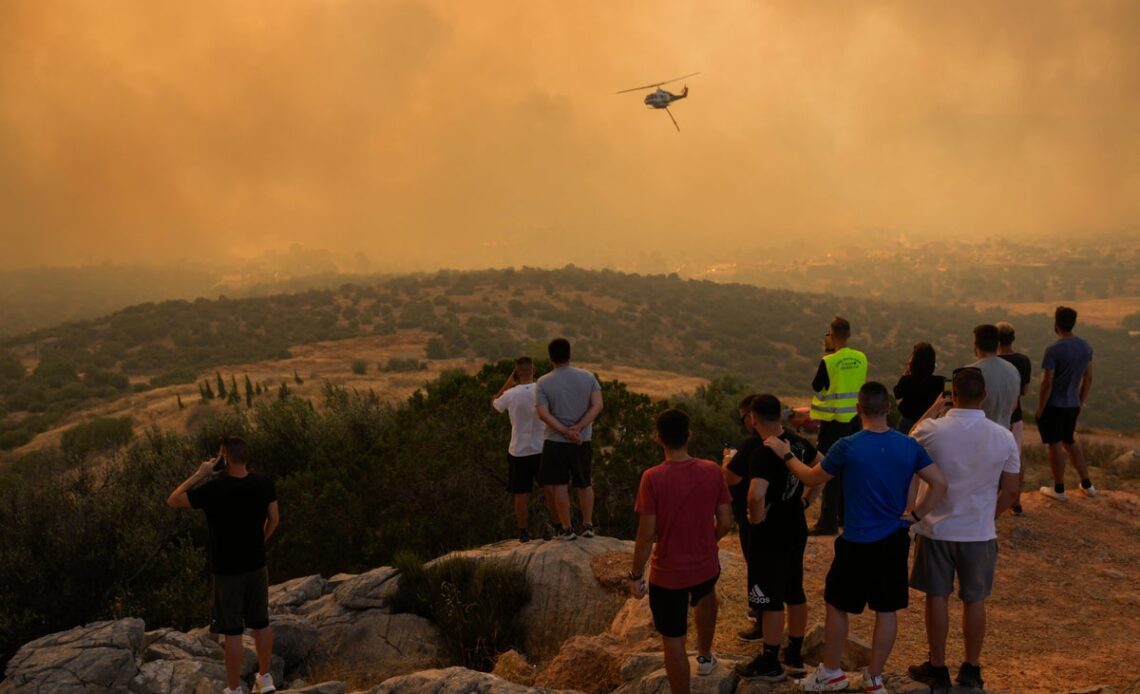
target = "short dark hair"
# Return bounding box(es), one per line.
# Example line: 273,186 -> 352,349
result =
973,324 -> 999,354
656,409 -> 690,448
222,436 -> 248,463
738,394 -> 758,413
995,322 -> 1016,347
829,316 -> 851,340
515,356 -> 533,367
750,394 -> 782,423
858,382 -> 891,417
1055,306 -> 1077,332
547,338 -> 571,364
952,366 -> 986,405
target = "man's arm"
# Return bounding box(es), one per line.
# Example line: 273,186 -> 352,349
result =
569,390 -> 604,437
536,404 -> 577,442
715,502 -> 733,539
764,437 -> 833,487
167,460 -> 218,508
908,464 -> 948,522
1036,369 -> 1054,419
628,513 -> 656,599
1078,362 -> 1093,409
493,370 -> 518,406
914,394 -> 951,429
747,478 -> 770,524
721,449 -> 743,486
264,501 -> 280,542
811,360 -> 829,393
994,472 -> 1019,518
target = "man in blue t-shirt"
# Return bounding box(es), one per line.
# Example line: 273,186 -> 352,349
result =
1036,306 -> 1096,502
766,382 -> 947,693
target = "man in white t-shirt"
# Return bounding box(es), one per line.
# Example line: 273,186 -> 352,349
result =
492,356 -> 546,543
905,367 -> 1020,691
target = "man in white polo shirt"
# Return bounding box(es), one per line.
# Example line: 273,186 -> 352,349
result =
906,367 -> 1020,691
493,356 -> 547,543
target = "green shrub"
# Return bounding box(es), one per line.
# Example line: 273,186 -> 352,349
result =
381,357 -> 425,372
350,359 -> 368,375
0,428 -> 33,451
389,553 -> 531,671
60,417 -> 134,460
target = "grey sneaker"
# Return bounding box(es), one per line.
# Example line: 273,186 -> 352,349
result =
557,526 -> 577,541
697,653 -> 718,676
581,524 -> 595,538
1039,486 -> 1068,502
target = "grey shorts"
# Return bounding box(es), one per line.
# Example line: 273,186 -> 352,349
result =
211,567 -> 270,635
909,536 -> 997,602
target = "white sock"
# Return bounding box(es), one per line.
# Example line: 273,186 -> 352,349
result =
819,665 -> 844,678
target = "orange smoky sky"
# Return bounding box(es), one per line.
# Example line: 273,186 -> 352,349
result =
1,0 -> 1138,270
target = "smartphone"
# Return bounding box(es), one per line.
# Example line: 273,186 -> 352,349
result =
211,454 -> 227,472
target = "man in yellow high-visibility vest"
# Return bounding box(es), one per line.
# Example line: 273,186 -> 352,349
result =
808,317 -> 868,535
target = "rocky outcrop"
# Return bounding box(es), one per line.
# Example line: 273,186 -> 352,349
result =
307,610 -> 445,681
370,666 -> 581,693
1,618 -> 144,693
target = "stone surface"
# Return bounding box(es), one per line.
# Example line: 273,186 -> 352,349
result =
801,623 -> 872,671
283,682 -> 348,694
492,649 -> 539,687
270,613 -> 319,670
370,666 -> 581,693
2,618 -> 144,693
142,629 -> 223,663
617,655 -> 745,694
535,634 -> 624,694
129,658 -> 228,694
333,566 -> 399,610
269,575 -> 329,613
608,598 -> 657,645
309,609 -> 446,682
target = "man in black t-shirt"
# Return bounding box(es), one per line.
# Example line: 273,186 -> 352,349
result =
736,395 -> 823,683
168,436 -> 280,694
996,322 -> 1031,515
721,394 -> 764,640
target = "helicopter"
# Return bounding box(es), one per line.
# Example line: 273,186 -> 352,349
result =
616,72 -> 700,131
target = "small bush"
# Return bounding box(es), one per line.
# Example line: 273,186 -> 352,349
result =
350,359 -> 368,375
60,417 -> 134,460
389,553 -> 531,671
381,358 -> 425,373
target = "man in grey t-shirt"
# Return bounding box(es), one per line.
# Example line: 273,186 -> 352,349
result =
968,325 -> 1021,430
535,338 -> 603,539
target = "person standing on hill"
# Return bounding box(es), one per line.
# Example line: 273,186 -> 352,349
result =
536,338 -> 603,539
736,394 -> 822,682
808,316 -> 868,536
905,367 -> 1020,691
492,356 -> 547,543
892,342 -> 946,435
996,322 -> 1032,514
720,394 -> 766,641
968,324 -> 1021,430
629,409 -> 734,694
773,383 -> 948,693
167,436 -> 280,694
1037,306 -> 1096,501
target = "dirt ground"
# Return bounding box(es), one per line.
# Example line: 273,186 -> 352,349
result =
707,489 -> 1140,694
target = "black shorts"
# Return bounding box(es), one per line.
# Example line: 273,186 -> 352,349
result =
507,453 -> 542,493
824,528 -> 911,614
211,567 -> 270,635
747,531 -> 807,612
648,573 -> 719,638
537,440 -> 592,488
1038,406 -> 1080,445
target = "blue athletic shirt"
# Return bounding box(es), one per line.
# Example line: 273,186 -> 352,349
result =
821,429 -> 933,543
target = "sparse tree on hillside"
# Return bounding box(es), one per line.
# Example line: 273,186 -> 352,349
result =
244,375 -> 254,407
215,372 -> 226,398
279,382 -> 290,400
293,370 -> 303,385
176,395 -> 184,410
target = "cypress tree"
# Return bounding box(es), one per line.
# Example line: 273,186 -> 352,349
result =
216,372 -> 226,398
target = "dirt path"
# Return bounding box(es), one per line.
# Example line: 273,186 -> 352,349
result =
708,490 -> 1140,693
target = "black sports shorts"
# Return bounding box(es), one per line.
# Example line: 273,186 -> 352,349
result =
648,572 -> 720,638
507,453 -> 542,493
537,440 -> 592,488
210,567 -> 270,635
1038,406 -> 1080,445
747,530 -> 808,612
824,528 -> 911,614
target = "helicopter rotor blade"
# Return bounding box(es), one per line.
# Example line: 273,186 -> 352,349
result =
616,71 -> 700,94
665,107 -> 680,132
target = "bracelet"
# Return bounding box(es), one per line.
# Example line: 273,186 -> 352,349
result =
910,510 -> 922,522
626,570 -> 642,581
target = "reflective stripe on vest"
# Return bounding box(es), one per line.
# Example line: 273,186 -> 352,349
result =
809,347 -> 868,423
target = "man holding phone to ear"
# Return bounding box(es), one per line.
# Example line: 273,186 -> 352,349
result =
168,436 -> 280,694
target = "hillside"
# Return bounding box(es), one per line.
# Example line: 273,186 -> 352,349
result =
1,266 -> 1136,456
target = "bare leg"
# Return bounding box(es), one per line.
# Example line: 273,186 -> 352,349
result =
223,634 -> 243,689
787,602 -> 807,637
513,493 -> 529,529
962,600 -> 986,665
869,611 -> 898,678
822,603 -> 848,671
252,626 -> 273,676
693,589 -> 718,657
1010,421 -> 1024,505
1047,443 -> 1065,485
924,595 -> 949,667
1062,441 -> 1090,481
662,635 -> 691,694
544,485 -> 571,528
577,486 -> 595,526
762,609 -> 784,649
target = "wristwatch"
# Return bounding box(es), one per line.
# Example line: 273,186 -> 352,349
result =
782,452 -> 795,462
626,570 -> 642,581
910,510 -> 922,523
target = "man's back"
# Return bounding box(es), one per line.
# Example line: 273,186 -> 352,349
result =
910,410 -> 1019,542
821,430 -> 933,543
636,458 -> 730,589
493,383 -> 545,456
189,473 -> 276,575
1043,336 -> 1093,408
537,366 -> 601,441
969,356 -> 1021,428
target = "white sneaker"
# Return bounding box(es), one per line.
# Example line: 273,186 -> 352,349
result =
1039,486 -> 1068,502
223,688 -> 243,694
252,672 -> 276,694
863,669 -> 887,692
1081,484 -> 1098,498
799,666 -> 848,691
696,652 -> 718,676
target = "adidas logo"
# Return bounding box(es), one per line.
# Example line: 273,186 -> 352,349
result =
749,584 -> 770,604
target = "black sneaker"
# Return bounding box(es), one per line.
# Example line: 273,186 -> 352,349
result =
908,661 -> 951,688
1011,503 -> 1023,516
736,622 -> 764,642
518,529 -> 530,543
734,652 -> 786,682
557,526 -> 577,541
956,662 -> 984,689
581,524 -> 595,538
781,650 -> 806,677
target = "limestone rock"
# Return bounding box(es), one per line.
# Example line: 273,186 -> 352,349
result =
801,622 -> 872,671
608,598 -> 656,645
492,649 -> 539,687
283,682 -> 348,694
437,536 -> 631,661
142,629 -> 223,662
370,666 -> 580,693
296,593 -> 353,630
2,618 -> 144,693
270,613 -> 319,670
269,575 -> 328,613
309,610 -> 445,683
535,634 -> 624,694
333,566 -> 399,610
129,658 -> 228,694
616,655 -> 745,694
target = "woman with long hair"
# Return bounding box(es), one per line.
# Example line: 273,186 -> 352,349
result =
893,342 -> 946,434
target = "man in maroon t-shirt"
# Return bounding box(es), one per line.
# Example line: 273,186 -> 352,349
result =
629,409 -> 734,694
